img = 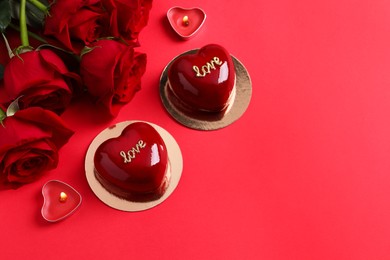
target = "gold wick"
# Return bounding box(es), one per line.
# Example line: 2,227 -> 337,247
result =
182,16 -> 189,26
59,192 -> 67,202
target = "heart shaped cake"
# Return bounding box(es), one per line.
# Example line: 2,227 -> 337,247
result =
94,122 -> 169,202
167,44 -> 236,112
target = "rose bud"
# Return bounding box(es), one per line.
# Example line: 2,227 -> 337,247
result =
102,0 -> 153,45
0,107 -> 74,189
80,39 -> 146,117
44,0 -> 106,54
3,49 -> 81,114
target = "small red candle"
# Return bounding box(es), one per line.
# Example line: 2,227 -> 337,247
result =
167,7 -> 206,40
41,180 -> 82,222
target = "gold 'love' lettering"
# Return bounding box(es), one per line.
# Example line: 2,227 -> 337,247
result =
193,57 -> 223,77
119,140 -> 146,163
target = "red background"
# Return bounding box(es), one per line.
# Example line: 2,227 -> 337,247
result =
1,0 -> 390,259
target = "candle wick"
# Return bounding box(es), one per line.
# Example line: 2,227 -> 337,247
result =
183,16 -> 189,26
59,192 -> 68,202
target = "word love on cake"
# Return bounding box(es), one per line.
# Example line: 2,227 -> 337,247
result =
119,140 -> 147,164
192,56 -> 223,78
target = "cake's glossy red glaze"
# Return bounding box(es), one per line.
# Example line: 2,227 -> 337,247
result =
168,44 -> 235,112
94,122 -> 168,202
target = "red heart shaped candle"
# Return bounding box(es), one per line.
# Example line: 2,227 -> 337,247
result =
167,7 -> 206,39
168,44 -> 236,112
41,180 -> 82,222
94,122 -> 169,202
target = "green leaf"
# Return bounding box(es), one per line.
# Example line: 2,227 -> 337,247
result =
0,107 -> 5,120
10,0 -> 49,29
0,0 -> 11,32
80,46 -> 100,57
0,106 -> 6,127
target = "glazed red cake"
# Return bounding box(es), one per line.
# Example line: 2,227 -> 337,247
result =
167,44 -> 236,112
93,122 -> 169,202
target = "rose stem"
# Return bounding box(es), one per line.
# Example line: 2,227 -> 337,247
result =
27,0 -> 48,14
8,23 -> 48,44
19,0 -> 29,47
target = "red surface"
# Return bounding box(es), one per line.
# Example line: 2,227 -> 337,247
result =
1,0 -> 390,259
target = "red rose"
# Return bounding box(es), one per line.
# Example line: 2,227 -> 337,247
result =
80,39 -> 146,116
3,49 -> 80,114
102,0 -> 153,44
0,107 -> 74,189
44,0 -> 106,53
